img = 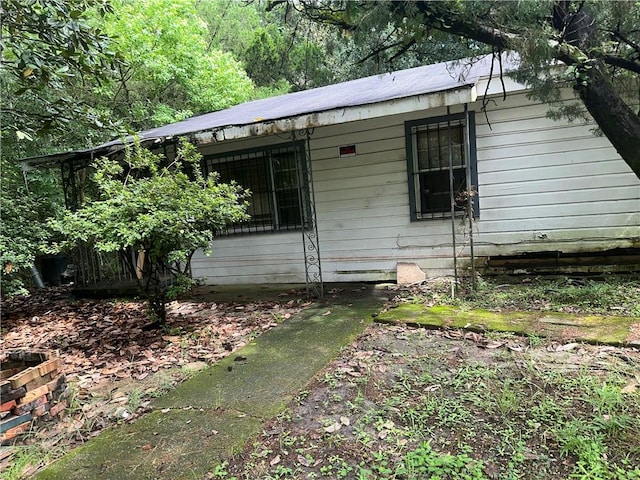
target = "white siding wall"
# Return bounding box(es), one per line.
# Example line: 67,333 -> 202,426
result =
191,136 -> 306,284
192,92 -> 640,284
475,93 -> 640,258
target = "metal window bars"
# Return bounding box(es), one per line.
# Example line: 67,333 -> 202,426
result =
203,143 -> 307,235
412,119 -> 467,219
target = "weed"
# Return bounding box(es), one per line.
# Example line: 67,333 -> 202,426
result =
210,462 -> 237,479
322,372 -> 340,389
295,390 -> 309,404
1,445 -> 52,480
395,441 -> 485,479
527,334 -> 545,347
127,388 -> 145,411
494,379 -> 522,417
416,276 -> 640,316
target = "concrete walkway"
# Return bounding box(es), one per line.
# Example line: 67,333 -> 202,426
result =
33,283 -> 639,479
35,287 -> 386,480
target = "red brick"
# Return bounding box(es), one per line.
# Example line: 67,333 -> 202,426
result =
23,372 -> 52,391
32,402 -> 50,418
45,375 -> 66,394
7,352 -> 48,364
1,387 -> 26,403
0,421 -> 31,444
0,381 -> 11,395
12,396 -> 47,416
48,400 -> 67,418
0,401 -> 16,413
37,358 -> 62,377
17,385 -> 48,405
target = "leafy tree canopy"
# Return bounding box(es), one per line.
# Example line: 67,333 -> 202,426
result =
49,140 -> 249,324
0,160 -> 61,297
101,0 -> 255,129
0,0 -> 119,143
287,0 -> 640,178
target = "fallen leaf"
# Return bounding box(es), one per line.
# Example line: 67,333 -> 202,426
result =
324,422 -> 341,433
621,382 -> 637,394
270,455 -> 281,466
322,310 -> 331,316
340,416 -> 350,426
556,343 -> 579,352
141,444 -> 153,451
297,454 -> 312,467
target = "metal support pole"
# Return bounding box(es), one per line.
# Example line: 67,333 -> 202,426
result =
293,130 -> 323,300
447,106 -> 458,294
464,104 -> 477,290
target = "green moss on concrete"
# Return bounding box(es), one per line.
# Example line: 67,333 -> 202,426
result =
35,293 -> 383,480
377,304 -> 637,346
35,409 -> 262,480
154,300 -> 376,418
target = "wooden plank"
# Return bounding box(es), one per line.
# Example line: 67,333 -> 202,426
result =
480,161 -> 633,185
479,147 -> 617,174
0,368 -> 23,380
476,212 -> 638,234
482,185 -> 640,209
480,173 -> 638,197
480,199 -> 640,222
37,358 -> 62,378
0,414 -> 32,434
8,367 -> 39,390
314,159 -> 402,183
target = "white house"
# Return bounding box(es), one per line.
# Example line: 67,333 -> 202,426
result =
30,54 -> 640,289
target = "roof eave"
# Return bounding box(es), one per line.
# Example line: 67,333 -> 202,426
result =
194,84 -> 477,146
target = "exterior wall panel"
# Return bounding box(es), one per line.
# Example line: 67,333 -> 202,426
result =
192,91 -> 639,285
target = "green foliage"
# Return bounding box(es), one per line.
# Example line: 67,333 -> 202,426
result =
101,0 -> 254,129
396,442 -> 486,479
0,0 -> 118,140
49,140 -> 248,323
0,160 -> 59,297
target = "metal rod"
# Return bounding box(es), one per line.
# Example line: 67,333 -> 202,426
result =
464,104 -> 477,290
447,106 -> 458,294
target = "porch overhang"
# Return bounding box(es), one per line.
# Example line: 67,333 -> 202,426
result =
194,85 -> 477,145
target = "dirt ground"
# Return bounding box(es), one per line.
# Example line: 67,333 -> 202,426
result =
223,323 -> 640,479
1,284 -> 639,479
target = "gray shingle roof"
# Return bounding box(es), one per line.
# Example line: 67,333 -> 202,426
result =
26,53 -> 516,165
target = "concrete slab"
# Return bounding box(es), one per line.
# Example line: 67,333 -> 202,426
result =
376,304 -> 640,346
34,291 -> 385,480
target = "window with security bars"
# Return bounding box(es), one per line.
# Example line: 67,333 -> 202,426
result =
406,113 -> 478,220
202,143 -> 306,234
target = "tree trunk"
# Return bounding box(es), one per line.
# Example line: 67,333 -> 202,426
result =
408,1 -> 640,180
573,63 -> 640,178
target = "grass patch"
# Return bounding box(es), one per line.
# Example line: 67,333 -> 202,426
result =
402,275 -> 640,317
222,324 -> 640,480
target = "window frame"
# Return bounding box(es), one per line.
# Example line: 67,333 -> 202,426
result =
202,141 -> 308,235
405,111 -> 479,221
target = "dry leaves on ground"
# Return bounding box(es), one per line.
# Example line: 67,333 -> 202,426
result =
0,287 -> 308,452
